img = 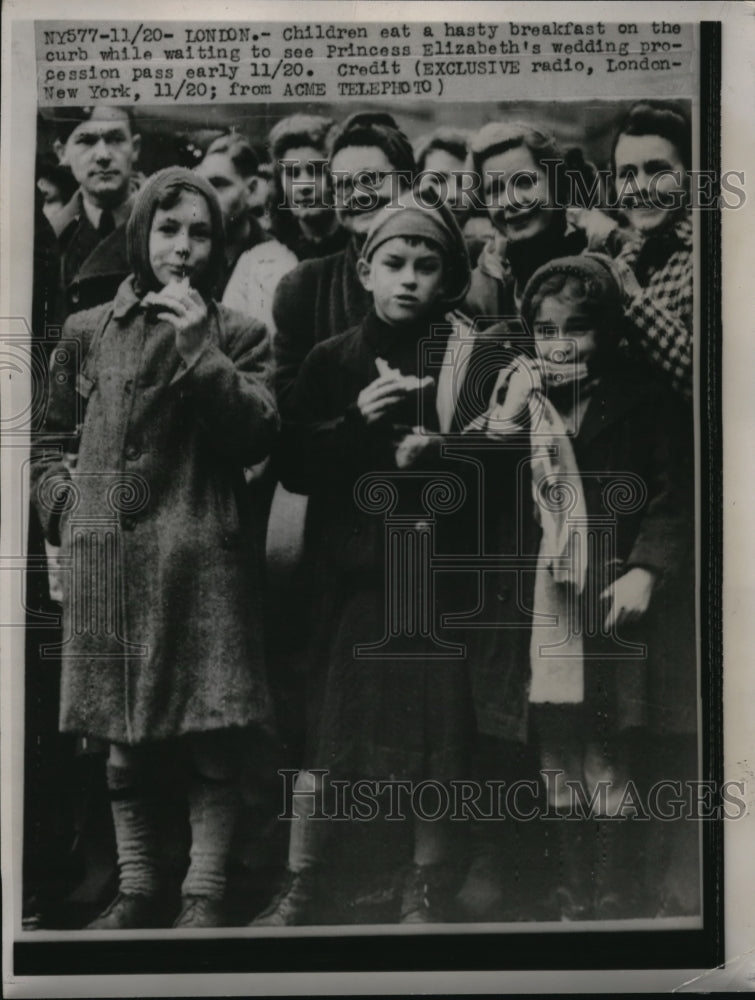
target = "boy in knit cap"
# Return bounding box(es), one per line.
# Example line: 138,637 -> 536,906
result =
475,253 -> 695,919
252,199 -> 477,926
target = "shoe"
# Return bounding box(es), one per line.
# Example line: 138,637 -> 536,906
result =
173,895 -> 225,929
400,864 -> 456,924
249,867 -> 317,927
549,884 -> 594,921
86,892 -> 165,930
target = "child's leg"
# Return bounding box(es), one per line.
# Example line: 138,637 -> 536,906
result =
250,769 -> 328,926
533,705 -> 594,921
87,743 -> 165,930
400,794 -> 465,924
175,730 -> 239,926
583,729 -> 649,918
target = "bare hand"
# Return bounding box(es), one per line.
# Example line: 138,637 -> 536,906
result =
601,566 -> 657,631
395,428 -> 441,469
143,278 -> 209,364
567,207 -> 619,249
611,256 -> 643,303
483,359 -> 540,436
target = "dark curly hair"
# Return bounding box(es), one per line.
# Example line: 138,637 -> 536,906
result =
266,114 -> 336,252
611,100 -> 691,173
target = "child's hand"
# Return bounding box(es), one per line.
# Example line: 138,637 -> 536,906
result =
394,428 -> 442,469
482,359 -> 540,436
143,278 -> 209,365
611,256 -> 643,303
600,566 -> 657,630
358,360 -> 433,426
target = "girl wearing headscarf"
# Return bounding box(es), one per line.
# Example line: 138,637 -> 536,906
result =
474,254 -> 694,919
31,167 -> 279,929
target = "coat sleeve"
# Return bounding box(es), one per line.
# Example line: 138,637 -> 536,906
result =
625,393 -> 694,577
621,244 -> 693,401
272,259 -> 317,416
276,341 -> 396,496
30,308 -> 100,544
175,308 -> 279,468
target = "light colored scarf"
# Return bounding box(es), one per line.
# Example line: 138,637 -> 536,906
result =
528,370 -> 590,703
470,357 -> 592,703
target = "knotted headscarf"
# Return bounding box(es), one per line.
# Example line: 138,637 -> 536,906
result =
126,166 -> 225,298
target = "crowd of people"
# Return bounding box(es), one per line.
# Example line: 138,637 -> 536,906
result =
26,100 -> 696,931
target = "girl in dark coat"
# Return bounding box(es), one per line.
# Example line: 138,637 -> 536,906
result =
31,167 -> 279,929
253,200 -> 477,926
476,254 -> 695,919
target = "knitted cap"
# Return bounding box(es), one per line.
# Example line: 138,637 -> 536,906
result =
520,253 -> 623,333
126,166 -> 225,297
328,112 -> 416,176
360,199 -> 471,304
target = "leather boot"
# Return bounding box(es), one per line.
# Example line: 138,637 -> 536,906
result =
547,819 -> 595,921
400,863 -> 459,924
594,819 -> 649,918
87,891 -> 167,930
173,895 -> 226,929
249,867 -> 318,927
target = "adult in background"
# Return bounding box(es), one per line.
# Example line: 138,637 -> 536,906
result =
272,111 -> 416,412
223,114 -> 346,336
194,131 -> 268,297
610,99 -> 697,916
414,127 -> 494,266
36,153 -> 78,226
49,106 -> 141,316
464,121 -> 611,325
611,100 -> 693,402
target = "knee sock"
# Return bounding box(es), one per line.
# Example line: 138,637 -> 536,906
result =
287,771 -> 328,873
182,772 -> 239,899
106,762 -> 160,897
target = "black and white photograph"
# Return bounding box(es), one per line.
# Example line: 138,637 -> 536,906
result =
1,0 -> 753,995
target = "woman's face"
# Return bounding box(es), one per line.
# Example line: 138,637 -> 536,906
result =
148,190 -> 213,287
330,145 -> 404,236
280,144 -> 332,222
419,148 -> 468,216
37,177 -> 65,221
482,144 -> 553,243
613,132 -> 688,235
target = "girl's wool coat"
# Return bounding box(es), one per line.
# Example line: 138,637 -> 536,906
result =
32,277 -> 279,744
473,360 -> 696,739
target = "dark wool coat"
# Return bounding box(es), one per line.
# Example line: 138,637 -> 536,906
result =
271,238 -> 371,413
277,309 -> 487,779
31,277 -> 279,745
464,226 -> 588,326
473,359 -> 696,739
52,191 -> 133,316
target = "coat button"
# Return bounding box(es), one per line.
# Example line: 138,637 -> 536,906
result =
124,443 -> 141,460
